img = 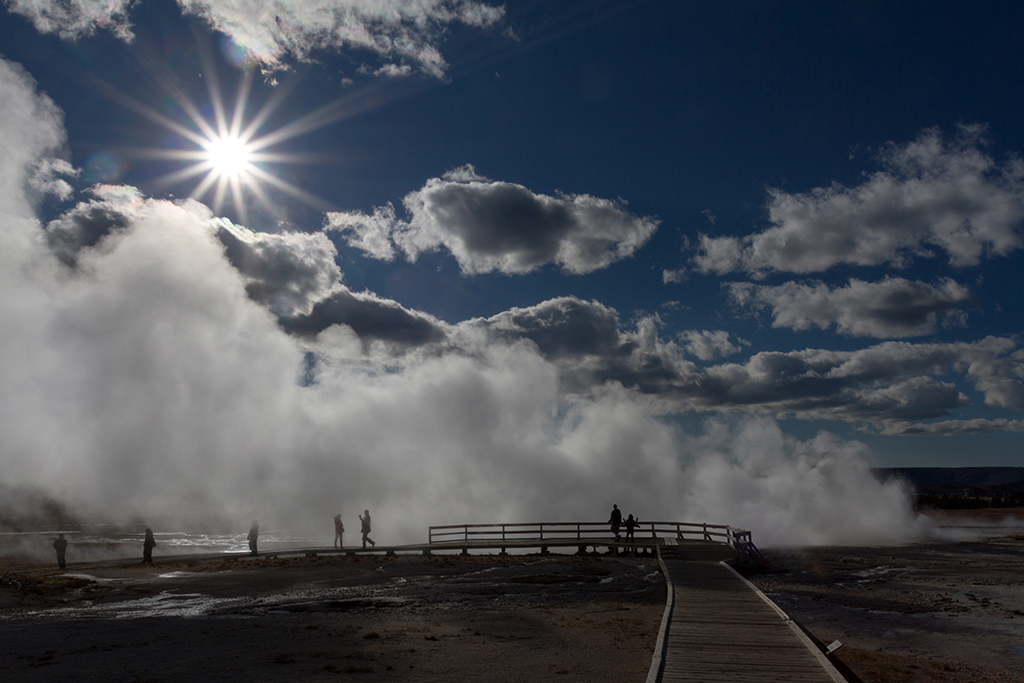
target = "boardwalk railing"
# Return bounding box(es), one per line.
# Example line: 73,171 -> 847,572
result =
428,521 -> 752,551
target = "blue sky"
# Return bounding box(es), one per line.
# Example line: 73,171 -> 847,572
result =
1,0 -> 1022,542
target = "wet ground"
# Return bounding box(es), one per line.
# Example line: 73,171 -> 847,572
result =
0,552 -> 665,682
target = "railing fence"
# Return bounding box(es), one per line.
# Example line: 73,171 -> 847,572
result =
428,520 -> 744,548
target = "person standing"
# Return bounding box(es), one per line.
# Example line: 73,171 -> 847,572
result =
334,514 -> 344,548
359,510 -> 375,548
142,528 -> 156,565
247,520 -> 259,555
53,533 -> 68,569
608,504 -> 622,542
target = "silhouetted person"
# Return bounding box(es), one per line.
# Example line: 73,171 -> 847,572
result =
142,528 -> 156,565
359,510 -> 375,548
53,533 -> 68,569
248,520 -> 259,555
334,514 -> 344,548
624,514 -> 638,542
608,504 -> 622,541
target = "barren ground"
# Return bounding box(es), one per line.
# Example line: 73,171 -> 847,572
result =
747,509 -> 1024,683
0,551 -> 664,682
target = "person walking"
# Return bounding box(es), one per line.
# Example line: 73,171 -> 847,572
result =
359,510 -> 375,548
53,533 -> 68,569
142,528 -> 156,564
247,520 -> 259,555
334,514 -> 344,548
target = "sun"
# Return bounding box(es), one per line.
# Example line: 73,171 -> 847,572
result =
120,65 -> 342,225
204,135 -> 254,179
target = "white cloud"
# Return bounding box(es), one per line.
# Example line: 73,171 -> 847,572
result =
331,165 -> 660,275
214,220 -> 342,318
678,329 -> 746,361
44,185 -> 144,267
325,202 -> 399,261
0,59 -> 67,227
28,157 -> 77,201
6,0 -> 505,79
3,0 -> 135,40
694,126 -> 1024,275
728,277 -> 972,338
662,267 -> 686,284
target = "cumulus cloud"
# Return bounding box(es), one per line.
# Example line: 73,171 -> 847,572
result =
5,0 -> 504,78
44,185 -> 144,267
678,329 -> 747,361
3,0 -> 135,40
328,165 -> 660,275
324,203 -> 398,261
694,126 -> 1024,276
0,59 -> 67,226
728,277 -> 972,338
468,297 -> 627,358
214,221 -> 342,318
28,157 -> 77,201
446,296 -> 1024,425
280,287 -> 447,348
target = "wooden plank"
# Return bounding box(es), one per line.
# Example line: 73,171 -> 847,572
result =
650,545 -> 845,683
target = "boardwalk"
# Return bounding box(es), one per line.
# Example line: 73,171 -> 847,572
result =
649,540 -> 846,683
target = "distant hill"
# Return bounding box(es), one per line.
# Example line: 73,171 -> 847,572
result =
873,467 -> 1024,509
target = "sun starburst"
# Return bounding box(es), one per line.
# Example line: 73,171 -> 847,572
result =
205,135 -> 254,179
102,56 -> 353,226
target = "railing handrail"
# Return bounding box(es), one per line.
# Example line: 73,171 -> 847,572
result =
427,520 -> 746,547
428,520 -> 730,531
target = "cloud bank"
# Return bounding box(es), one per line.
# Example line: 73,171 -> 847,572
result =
694,126 -> 1024,276
728,277 -> 972,339
0,55 -> 922,547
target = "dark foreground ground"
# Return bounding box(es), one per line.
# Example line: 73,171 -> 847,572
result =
747,509 -> 1024,683
0,552 -> 665,682
5,509 -> 1024,683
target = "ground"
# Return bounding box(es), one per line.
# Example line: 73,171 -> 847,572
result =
747,509 -> 1024,683
5,510 -> 1024,682
0,552 -> 664,682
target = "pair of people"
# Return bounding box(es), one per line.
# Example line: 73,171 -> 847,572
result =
608,504 -> 639,541
54,529 -> 157,568
333,510 -> 375,548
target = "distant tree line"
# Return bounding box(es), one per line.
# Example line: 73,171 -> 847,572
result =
916,492 -> 1024,510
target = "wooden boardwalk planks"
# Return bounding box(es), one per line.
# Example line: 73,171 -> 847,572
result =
650,543 -> 845,683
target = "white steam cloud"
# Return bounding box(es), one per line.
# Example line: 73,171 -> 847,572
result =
0,55 -> 921,548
